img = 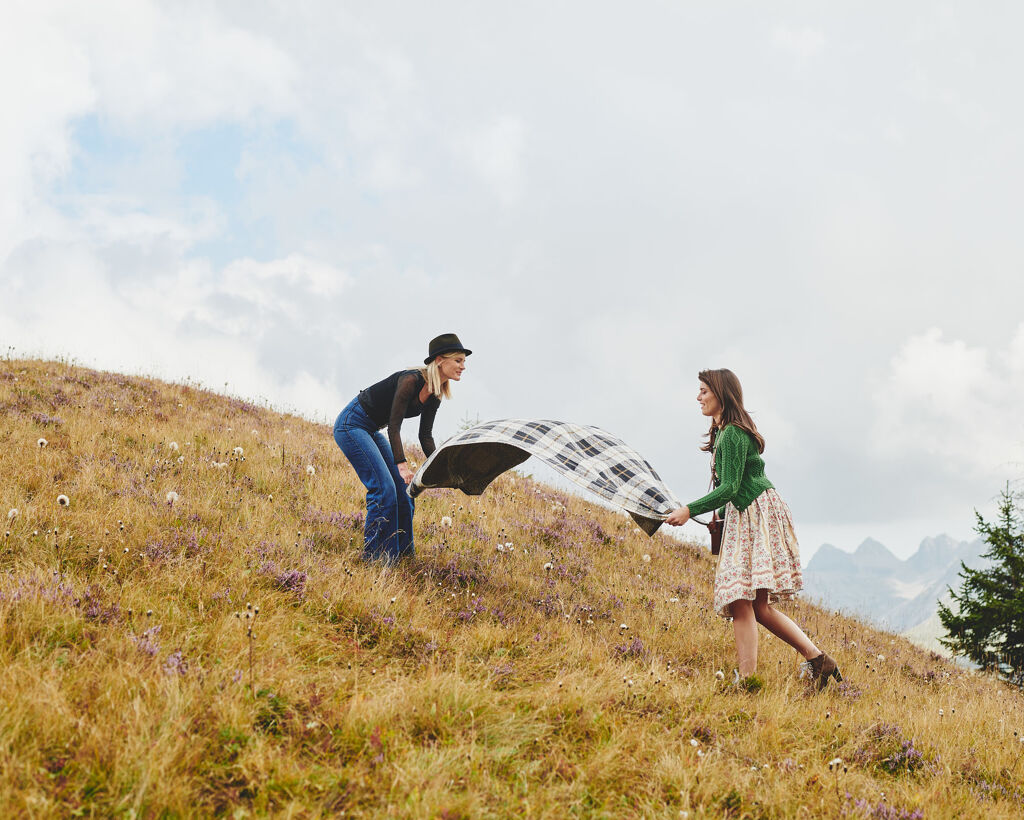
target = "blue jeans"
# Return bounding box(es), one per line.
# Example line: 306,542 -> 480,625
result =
333,397 -> 414,562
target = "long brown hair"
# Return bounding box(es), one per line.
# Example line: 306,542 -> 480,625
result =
698,368 -> 765,454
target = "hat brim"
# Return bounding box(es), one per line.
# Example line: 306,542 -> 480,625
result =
424,347 -> 473,365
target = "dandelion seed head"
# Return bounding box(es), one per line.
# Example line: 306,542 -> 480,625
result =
57,494 -> 70,507
440,515 -> 453,527
715,670 -> 725,681
168,441 -> 179,452
689,738 -> 699,747
7,508 -> 17,520
233,447 -> 244,456
37,438 -> 48,448
642,554 -> 651,562
306,464 -> 316,476
544,562 -> 553,571
166,491 -> 179,504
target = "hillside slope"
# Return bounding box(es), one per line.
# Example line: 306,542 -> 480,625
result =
2,359 -> 1023,818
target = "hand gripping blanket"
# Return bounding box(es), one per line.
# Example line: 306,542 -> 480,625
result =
409,419 -> 681,535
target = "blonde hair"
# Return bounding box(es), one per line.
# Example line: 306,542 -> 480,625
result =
417,351 -> 462,400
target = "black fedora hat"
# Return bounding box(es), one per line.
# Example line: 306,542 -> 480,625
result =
424,333 -> 473,365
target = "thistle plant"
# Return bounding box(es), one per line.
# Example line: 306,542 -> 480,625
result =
234,602 -> 261,697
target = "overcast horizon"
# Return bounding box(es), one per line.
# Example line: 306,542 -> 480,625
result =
4,2 -> 1024,561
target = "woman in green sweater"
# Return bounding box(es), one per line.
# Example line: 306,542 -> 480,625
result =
666,369 -> 841,690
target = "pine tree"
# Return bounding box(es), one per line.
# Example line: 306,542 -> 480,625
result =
939,486 -> 1024,687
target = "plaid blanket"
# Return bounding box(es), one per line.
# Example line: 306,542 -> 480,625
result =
409,419 -> 680,535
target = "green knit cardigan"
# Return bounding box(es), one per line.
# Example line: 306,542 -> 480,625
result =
686,424 -> 774,517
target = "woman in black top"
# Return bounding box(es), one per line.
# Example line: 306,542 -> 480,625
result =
333,334 -> 471,561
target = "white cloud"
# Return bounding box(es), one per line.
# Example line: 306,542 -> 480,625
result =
221,254 -> 349,301
67,1 -> 298,129
771,24 -> 826,59
871,327 -> 1024,478
0,4 -> 95,255
64,194 -> 223,248
1,240 -> 359,417
459,115 -> 527,206
0,1 -> 297,264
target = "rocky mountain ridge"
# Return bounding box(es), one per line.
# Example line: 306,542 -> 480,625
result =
803,534 -> 990,643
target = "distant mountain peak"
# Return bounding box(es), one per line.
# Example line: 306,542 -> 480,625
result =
804,532 -> 991,636
803,542 -> 852,572
906,534 -> 957,572
854,537 -> 900,567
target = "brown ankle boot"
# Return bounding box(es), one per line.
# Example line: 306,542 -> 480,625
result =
801,652 -> 842,692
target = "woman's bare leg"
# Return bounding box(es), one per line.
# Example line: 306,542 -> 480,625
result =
729,599 -> 759,676
752,589 -> 819,660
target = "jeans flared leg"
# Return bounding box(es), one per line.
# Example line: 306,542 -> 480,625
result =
333,415 -> 399,562
370,430 -> 415,558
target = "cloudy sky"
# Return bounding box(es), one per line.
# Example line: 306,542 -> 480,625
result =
4,2 -> 1024,560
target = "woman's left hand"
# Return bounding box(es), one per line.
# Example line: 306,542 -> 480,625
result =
665,506 -> 690,526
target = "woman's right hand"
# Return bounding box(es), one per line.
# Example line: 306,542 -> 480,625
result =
666,506 -> 690,526
398,461 -> 415,485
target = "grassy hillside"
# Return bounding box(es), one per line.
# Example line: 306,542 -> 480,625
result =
1,358 -> 1022,818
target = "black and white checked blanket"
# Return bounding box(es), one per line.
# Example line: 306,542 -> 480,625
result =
409,419 -> 681,535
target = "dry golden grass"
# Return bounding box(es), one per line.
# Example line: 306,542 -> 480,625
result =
1,358 -> 1023,818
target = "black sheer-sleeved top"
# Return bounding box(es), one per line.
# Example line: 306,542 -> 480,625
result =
357,369 -> 440,464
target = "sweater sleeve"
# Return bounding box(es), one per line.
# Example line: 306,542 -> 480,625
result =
387,372 -> 419,463
418,396 -> 440,457
686,426 -> 749,517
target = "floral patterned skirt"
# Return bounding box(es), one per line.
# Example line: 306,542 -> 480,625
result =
713,488 -> 803,618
